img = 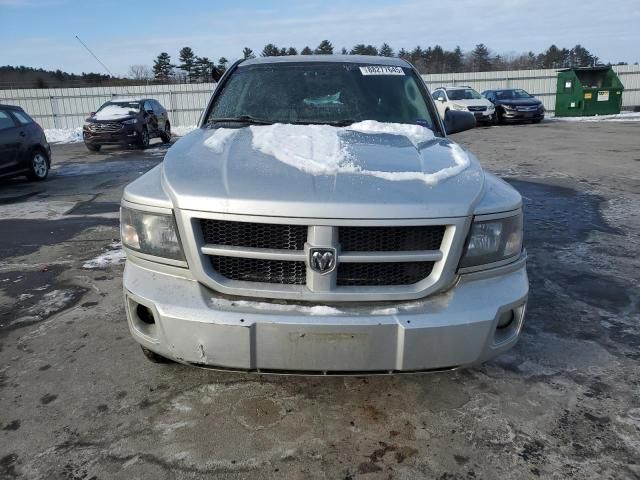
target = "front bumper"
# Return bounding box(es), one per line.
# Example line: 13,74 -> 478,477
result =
501,109 -> 544,121
123,256 -> 528,374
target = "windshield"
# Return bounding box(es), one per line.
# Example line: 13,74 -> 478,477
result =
495,89 -> 532,100
98,101 -> 141,113
447,88 -> 482,100
206,63 -> 435,129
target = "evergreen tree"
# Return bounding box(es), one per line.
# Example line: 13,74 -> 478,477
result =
192,56 -> 213,81
179,47 -> 196,81
287,47 -> 298,56
261,43 -> 281,57
340,47 -> 348,55
301,46 -> 313,55
379,43 -> 394,57
350,44 -> 378,56
218,57 -> 229,72
471,43 -> 492,71
153,52 -> 174,81
314,40 -> 333,55
243,47 -> 255,59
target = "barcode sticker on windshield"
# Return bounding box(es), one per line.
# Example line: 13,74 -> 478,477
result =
359,66 -> 404,76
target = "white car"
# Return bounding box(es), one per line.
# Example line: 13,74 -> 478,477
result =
432,86 -> 495,125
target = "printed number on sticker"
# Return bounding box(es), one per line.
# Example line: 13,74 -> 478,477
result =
359,66 -> 405,76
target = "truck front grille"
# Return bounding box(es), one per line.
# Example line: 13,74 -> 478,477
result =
210,256 -> 306,285
194,216 -> 459,301
201,219 -> 306,250
339,226 -> 445,252
337,262 -> 435,286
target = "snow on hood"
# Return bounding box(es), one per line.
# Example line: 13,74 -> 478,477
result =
204,121 -> 469,186
93,104 -> 138,121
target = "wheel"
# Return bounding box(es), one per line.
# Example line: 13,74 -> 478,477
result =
496,111 -> 505,125
86,143 -> 101,152
532,118 -> 543,124
160,122 -> 171,143
140,346 -> 172,364
490,113 -> 498,125
26,150 -> 49,181
139,127 -> 150,149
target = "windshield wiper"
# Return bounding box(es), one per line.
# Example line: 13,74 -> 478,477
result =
209,115 -> 273,125
291,119 -> 356,127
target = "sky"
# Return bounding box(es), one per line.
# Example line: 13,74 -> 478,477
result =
1,0 -> 638,76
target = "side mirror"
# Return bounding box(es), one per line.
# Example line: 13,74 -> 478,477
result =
89,111 -> 96,116
437,96 -> 445,102
444,110 -> 476,135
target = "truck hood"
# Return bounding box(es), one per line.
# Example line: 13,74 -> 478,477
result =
161,126 -> 485,219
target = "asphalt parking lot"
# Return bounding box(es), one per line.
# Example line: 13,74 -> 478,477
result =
1,122 -> 639,480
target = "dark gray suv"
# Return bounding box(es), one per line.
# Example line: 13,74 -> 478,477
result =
83,98 -> 171,151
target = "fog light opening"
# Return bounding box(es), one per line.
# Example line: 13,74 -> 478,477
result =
497,310 -> 515,329
136,304 -> 155,325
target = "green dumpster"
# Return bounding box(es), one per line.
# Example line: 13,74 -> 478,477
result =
554,66 -> 624,117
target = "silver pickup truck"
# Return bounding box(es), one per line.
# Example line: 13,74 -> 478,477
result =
121,55 -> 528,374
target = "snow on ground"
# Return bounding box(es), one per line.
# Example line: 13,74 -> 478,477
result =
83,242 -> 126,269
45,128 -> 83,144
172,125 -> 198,136
548,111 -> 640,122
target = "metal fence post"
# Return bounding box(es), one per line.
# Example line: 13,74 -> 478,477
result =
49,96 -> 58,129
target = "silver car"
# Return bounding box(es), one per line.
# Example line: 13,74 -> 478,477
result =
121,55 -> 528,373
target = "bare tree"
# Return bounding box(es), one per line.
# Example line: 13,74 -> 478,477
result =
128,64 -> 153,81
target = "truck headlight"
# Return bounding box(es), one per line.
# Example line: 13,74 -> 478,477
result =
123,118 -> 138,125
460,213 -> 523,269
120,207 -> 185,261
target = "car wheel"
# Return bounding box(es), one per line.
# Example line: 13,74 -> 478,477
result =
160,122 -> 171,143
496,111 -> 505,124
86,143 -> 101,152
139,127 -> 149,149
140,346 -> 173,364
26,150 -> 49,181
532,118 -> 543,124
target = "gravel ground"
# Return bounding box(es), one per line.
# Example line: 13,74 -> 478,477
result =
0,122 -> 638,480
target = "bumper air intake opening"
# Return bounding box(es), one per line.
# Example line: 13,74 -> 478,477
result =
136,304 -> 156,325
493,303 -> 526,346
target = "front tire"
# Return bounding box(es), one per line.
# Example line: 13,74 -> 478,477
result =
86,143 -> 101,152
160,122 -> 171,143
140,346 -> 173,364
139,127 -> 150,149
26,150 -> 49,181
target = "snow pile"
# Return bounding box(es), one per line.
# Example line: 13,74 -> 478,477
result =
250,123 -> 348,175
550,112 -> 640,122
94,104 -> 138,121
347,120 -> 434,146
45,128 -> 83,144
172,125 -> 198,136
246,121 -> 467,185
203,128 -> 238,153
83,242 -> 126,269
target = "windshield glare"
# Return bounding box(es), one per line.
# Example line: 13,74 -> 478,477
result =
447,88 -> 482,100
207,63 -> 435,129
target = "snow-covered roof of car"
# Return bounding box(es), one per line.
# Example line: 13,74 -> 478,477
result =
241,55 -> 411,68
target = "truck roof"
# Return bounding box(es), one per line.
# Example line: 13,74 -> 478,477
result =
241,55 -> 411,68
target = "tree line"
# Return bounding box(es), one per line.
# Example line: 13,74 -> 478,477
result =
148,41 -> 626,83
